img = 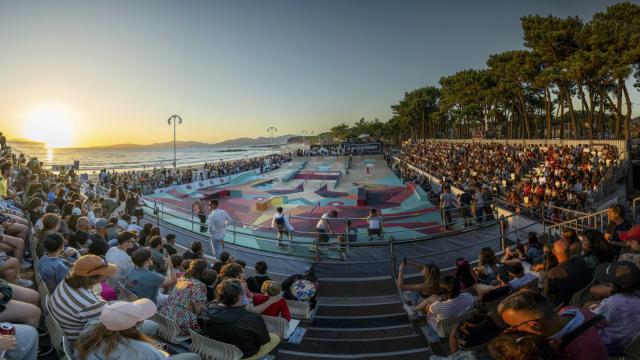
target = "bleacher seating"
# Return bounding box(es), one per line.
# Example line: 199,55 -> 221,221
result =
188,329 -> 243,360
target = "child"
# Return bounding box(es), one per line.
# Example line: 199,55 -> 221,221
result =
37,233 -> 70,292
367,208 -> 382,241
171,254 -> 185,278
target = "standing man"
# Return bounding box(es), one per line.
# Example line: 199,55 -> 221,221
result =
193,198 -> 207,233
271,207 -> 294,248
315,210 -> 337,252
208,199 -> 233,260
440,185 -> 455,230
474,184 -> 485,224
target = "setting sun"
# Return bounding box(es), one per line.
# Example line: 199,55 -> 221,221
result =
23,104 -> 75,148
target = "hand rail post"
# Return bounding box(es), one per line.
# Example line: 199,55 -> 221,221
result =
233,221 -> 237,244
287,214 -> 292,255
191,210 -> 194,232
389,236 -> 396,278
499,215 -> 506,251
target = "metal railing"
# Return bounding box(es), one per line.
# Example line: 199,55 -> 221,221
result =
546,208 -> 609,239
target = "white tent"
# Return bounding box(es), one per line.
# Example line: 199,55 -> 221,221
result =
358,134 -> 370,139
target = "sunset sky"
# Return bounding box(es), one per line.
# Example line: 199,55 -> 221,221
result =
1,0 -> 637,147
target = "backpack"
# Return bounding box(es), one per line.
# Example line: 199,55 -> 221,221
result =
275,215 -> 286,230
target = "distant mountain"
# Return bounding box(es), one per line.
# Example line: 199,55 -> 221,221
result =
90,141 -> 212,149
8,138 -> 46,146
213,135 -> 296,146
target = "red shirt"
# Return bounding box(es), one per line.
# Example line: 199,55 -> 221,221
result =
252,294 -> 291,321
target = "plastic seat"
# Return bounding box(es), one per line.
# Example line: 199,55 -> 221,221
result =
36,276 -> 50,317
44,295 -> 66,356
569,278 -> 596,307
188,329 -> 243,360
62,336 -> 75,360
151,313 -> 190,344
116,281 -> 138,301
285,299 -> 311,319
624,334 -> 640,359
261,314 -> 289,340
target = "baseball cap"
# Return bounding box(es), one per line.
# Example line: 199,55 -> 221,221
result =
131,216 -> 138,224
72,255 -> 117,277
116,220 -> 129,231
595,261 -> 640,288
619,225 -> 640,242
94,218 -> 108,230
100,299 -> 157,331
72,207 -> 82,216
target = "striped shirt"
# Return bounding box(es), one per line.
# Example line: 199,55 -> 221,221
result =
48,280 -> 106,341
427,292 -> 474,329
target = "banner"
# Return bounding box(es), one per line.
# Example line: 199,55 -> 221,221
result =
340,141 -> 382,154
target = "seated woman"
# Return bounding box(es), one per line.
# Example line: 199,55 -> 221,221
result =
0,278 -> 41,328
474,247 -> 501,283
199,279 -> 281,360
159,259 -> 208,334
74,299 -> 199,360
579,229 -> 615,271
454,258 -> 478,291
0,221 -> 26,264
252,280 -> 291,321
425,275 -> 474,342
488,330 -> 563,360
397,261 -> 440,308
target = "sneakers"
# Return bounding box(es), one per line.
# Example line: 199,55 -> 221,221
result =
20,259 -> 33,270
16,278 -> 33,288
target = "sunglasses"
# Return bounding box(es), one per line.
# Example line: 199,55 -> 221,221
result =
506,318 -> 540,331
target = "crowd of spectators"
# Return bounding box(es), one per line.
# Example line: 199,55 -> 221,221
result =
398,202 -> 640,360
0,141 -> 317,359
397,141 -> 620,213
97,153 -> 293,195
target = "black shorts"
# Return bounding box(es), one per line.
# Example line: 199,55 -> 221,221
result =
368,228 -> 381,236
316,229 -> 329,242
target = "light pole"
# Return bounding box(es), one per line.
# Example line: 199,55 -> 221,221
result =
266,126 -> 278,155
167,115 -> 183,168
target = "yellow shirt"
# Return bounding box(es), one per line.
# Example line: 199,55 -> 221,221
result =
0,177 -> 7,197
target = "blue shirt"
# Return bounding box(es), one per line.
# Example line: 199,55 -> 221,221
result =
37,255 -> 70,292
125,267 -> 165,304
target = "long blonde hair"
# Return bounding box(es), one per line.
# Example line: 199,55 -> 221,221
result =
74,324 -> 157,360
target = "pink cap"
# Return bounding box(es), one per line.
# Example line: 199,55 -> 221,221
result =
100,299 -> 157,331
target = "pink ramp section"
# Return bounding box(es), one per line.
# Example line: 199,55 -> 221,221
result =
267,183 -> 304,195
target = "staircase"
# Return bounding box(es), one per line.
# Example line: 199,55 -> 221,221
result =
277,266 -> 430,359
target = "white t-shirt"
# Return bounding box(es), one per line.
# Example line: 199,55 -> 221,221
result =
105,247 -> 134,282
208,208 -> 233,240
367,216 -> 381,229
316,213 -> 331,231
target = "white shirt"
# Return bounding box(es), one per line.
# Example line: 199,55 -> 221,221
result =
105,247 -> 134,282
271,212 -> 294,231
367,216 -> 381,229
208,208 -> 233,240
316,213 -> 332,231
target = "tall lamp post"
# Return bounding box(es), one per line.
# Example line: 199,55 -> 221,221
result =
267,126 -> 278,155
167,115 -> 183,168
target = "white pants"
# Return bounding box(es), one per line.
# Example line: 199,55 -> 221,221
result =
210,237 -> 223,260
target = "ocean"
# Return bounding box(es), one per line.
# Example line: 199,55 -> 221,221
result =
8,142 -> 288,173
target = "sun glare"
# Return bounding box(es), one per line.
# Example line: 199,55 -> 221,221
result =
23,105 -> 75,148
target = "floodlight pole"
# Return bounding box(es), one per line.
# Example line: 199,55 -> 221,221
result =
267,126 -> 277,155
167,115 -> 183,168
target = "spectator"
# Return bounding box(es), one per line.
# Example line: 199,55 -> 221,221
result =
447,307 -> 502,357
48,255 -> 117,341
199,279 -> 281,359
170,254 -> 185,278
545,240 -> 591,307
504,261 -> 536,292
201,269 -> 218,302
454,258 -> 478,291
315,210 -> 337,249
562,228 -> 582,257
87,218 -> 109,257
425,275 -> 474,341
159,259 -> 209,333
617,225 -> 640,268
211,251 -> 232,274
163,233 -> 178,256
526,232 -> 544,262
488,330 -> 563,360
105,231 -> 136,284
604,204 -> 632,255
147,235 -> 167,274
74,299 -> 200,360
474,247 -> 501,283
69,216 -> 90,251
398,261 -> 440,309
498,290 -> 608,360
245,261 -> 270,293
207,199 -> 233,260
590,261 -> 640,355
459,188 -> 473,227
183,241 -> 204,261
440,186 -> 455,229
0,324 -> 39,360
579,229 -> 615,271
0,278 -> 41,328
37,233 -> 70,292
252,280 -> 291,321
125,248 -> 176,306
